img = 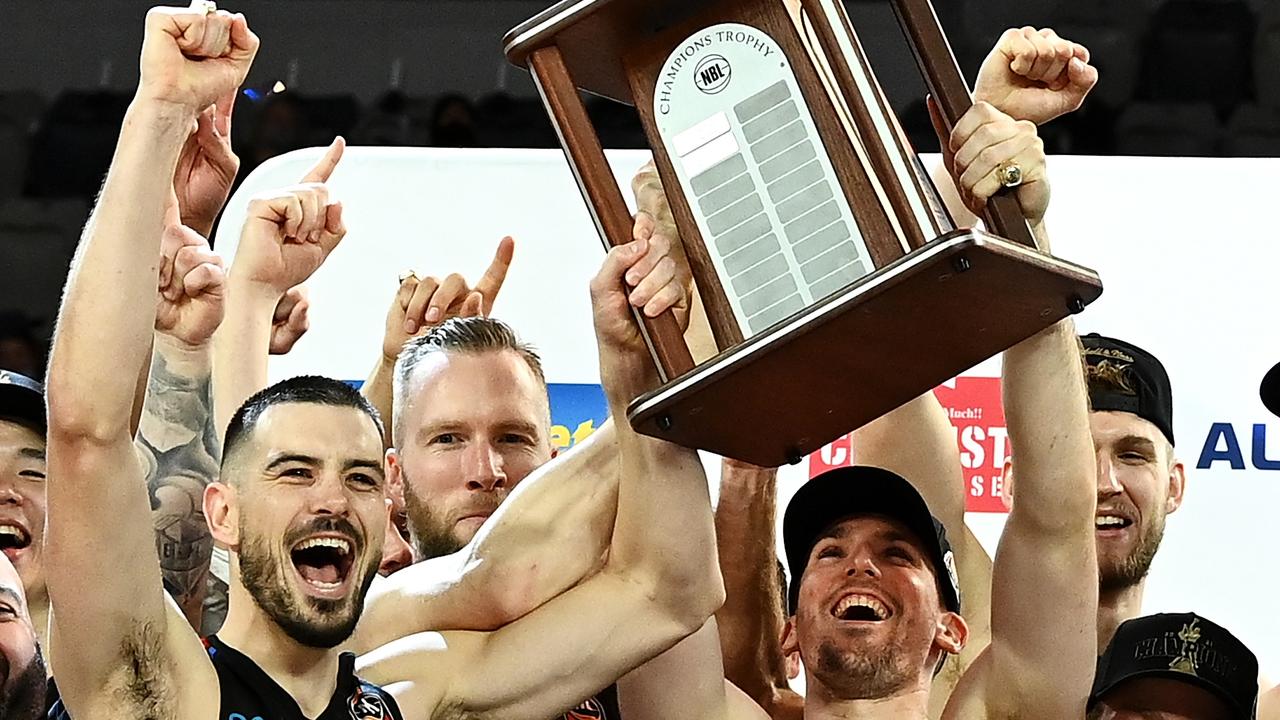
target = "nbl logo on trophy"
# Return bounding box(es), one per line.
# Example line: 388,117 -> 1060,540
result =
505,0 -> 1101,465
695,54 -> 732,94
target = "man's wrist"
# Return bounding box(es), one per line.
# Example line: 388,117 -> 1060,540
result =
227,272 -> 285,308
127,94 -> 198,137
153,332 -> 214,375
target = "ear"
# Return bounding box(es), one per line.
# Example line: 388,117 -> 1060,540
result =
780,617 -> 802,679
1165,459 -> 1186,514
935,610 -> 969,657
204,481 -> 240,548
999,458 -> 1015,511
385,448 -> 406,506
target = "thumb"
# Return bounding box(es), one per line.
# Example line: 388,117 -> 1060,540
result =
591,238 -> 647,303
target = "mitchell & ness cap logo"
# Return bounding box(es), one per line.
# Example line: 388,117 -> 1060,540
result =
1086,359 -> 1137,396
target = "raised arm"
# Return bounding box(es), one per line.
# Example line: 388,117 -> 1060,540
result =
135,89 -> 240,630
939,104 -> 1097,720
361,237 -> 514,448
358,235 -> 725,720
44,7 -> 255,715
708,460 -> 802,720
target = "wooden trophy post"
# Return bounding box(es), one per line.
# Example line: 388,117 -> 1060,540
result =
505,0 -> 1103,467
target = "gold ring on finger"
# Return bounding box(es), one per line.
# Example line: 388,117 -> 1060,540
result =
196,0 -> 218,14
997,162 -> 1024,189
398,269 -> 419,283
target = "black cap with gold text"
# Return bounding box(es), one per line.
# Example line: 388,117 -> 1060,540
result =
1091,613 -> 1257,719
1082,334 -> 1174,445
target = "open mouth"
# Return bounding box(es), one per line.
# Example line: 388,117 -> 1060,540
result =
289,535 -> 356,597
1094,514 -> 1134,532
831,593 -> 892,623
0,523 -> 31,559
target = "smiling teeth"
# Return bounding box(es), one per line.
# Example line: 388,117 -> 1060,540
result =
1095,516 -> 1127,528
834,594 -> 888,620
0,525 -> 25,541
296,537 -> 350,554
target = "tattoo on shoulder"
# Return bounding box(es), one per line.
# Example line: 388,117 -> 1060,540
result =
135,347 -> 222,623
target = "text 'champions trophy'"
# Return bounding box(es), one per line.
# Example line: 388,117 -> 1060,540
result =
505,0 -> 1103,466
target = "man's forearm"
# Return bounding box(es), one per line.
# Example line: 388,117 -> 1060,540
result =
713,461 -> 792,709
606,402 -> 723,628
354,423 -> 621,652
135,335 -> 221,629
212,278 -> 277,438
362,356 -> 396,449
48,101 -> 190,435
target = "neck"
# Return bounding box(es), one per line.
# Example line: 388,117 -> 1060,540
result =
803,675 -> 931,720
1097,578 -> 1146,652
218,578 -> 343,718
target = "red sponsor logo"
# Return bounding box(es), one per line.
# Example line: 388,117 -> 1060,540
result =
808,377 -> 1010,513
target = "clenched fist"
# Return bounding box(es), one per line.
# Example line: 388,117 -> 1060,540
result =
155,224 -> 226,347
974,27 -> 1098,126
137,2 -> 259,113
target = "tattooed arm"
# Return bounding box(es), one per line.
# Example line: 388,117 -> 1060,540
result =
134,335 -> 221,630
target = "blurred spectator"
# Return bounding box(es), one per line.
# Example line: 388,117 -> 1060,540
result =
243,92 -> 310,171
430,93 -> 478,147
0,312 -> 44,381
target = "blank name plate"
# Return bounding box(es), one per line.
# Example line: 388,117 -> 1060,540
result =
654,22 -> 874,337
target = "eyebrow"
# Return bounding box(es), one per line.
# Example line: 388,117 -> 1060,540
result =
1115,435 -> 1159,454
18,447 -> 44,461
344,459 -> 385,476
0,587 -> 25,611
263,453 -> 322,473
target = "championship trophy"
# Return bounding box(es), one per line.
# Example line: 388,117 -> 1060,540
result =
504,0 -> 1103,466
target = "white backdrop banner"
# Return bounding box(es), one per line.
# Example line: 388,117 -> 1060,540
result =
216,147 -> 1280,672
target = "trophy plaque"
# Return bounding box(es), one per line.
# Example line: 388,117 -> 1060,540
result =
504,0 -> 1103,467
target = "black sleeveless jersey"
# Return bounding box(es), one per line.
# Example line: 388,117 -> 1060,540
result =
559,684 -> 621,720
206,635 -> 403,720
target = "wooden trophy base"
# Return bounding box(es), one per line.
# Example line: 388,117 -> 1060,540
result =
627,229 -> 1103,466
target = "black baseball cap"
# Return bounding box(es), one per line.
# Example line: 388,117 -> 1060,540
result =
1082,334 -> 1175,446
1259,362 -> 1280,418
0,370 -> 44,434
1091,613 -> 1257,719
782,466 -> 960,616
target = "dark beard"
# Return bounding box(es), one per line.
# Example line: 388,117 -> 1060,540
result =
237,518 -> 378,649
402,481 -> 466,560
0,645 -> 45,720
1099,511 -> 1166,593
812,636 -> 912,700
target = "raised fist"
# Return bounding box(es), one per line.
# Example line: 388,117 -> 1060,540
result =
974,27 -> 1098,126
138,2 -> 259,113
381,237 -> 513,364
231,138 -> 346,296
155,224 -> 226,347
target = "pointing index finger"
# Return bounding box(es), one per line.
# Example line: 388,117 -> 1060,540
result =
300,136 -> 346,184
475,236 -> 515,314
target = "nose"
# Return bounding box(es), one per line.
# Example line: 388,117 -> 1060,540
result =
309,472 -> 351,516
0,479 -> 22,506
846,554 -> 881,579
465,443 -> 507,492
1096,452 -> 1122,497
